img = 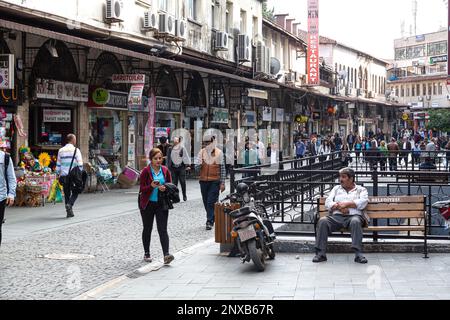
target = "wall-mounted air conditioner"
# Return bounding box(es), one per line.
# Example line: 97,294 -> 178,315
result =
237,34 -> 251,62
159,13 -> 175,36
256,42 -> 266,74
175,18 -> 187,41
215,31 -> 229,51
105,0 -> 123,23
143,10 -> 159,30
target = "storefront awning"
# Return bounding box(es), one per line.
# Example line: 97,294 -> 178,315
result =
0,19 -> 279,90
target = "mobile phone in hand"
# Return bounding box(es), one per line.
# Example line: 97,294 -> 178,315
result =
153,180 -> 160,185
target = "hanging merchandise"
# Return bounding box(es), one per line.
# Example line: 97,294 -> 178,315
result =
38,152 -> 51,168
13,114 -> 27,137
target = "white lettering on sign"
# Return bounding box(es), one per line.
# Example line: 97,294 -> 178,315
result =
112,74 -> 145,84
370,197 -> 401,203
43,109 -> 71,123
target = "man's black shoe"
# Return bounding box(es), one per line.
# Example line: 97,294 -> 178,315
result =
354,256 -> 368,264
206,222 -> 212,230
312,255 -> 327,263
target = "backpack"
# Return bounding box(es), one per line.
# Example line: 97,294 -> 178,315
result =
4,153 -> 10,195
68,149 -> 86,193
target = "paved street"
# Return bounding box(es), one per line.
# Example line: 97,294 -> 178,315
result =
0,179 -> 220,300
78,239 -> 450,300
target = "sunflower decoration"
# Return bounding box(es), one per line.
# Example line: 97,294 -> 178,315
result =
38,152 -> 51,168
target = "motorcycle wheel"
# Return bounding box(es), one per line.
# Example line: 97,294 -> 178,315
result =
247,239 -> 265,272
267,244 -> 276,260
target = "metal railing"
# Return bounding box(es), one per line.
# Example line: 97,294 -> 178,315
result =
229,150 -> 450,240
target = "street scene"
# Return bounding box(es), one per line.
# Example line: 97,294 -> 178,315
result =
0,0 -> 450,305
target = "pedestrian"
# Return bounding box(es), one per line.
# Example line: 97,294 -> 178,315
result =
308,137 -> 318,165
334,133 -> 342,152
369,140 -> 379,171
387,137 -> 400,171
318,140 -> 331,162
56,134 -> 83,218
401,137 -> 412,170
412,142 -> 421,166
354,136 -> 362,163
341,143 -> 351,167
379,140 -> 388,172
157,136 -> 171,166
256,136 -> 266,165
167,136 -> 191,202
195,135 -> 226,230
138,148 -> 174,264
294,137 -> 306,168
346,132 -> 355,151
0,149 -> 16,247
445,140 -> 450,171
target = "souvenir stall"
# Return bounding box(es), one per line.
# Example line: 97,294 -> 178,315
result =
15,146 -> 60,207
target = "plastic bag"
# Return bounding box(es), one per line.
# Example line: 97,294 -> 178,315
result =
47,179 -> 58,202
55,184 -> 63,203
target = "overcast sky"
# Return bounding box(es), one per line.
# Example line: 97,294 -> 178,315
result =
266,0 -> 448,60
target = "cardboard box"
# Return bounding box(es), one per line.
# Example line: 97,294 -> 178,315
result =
117,173 -> 137,188
122,166 -> 140,181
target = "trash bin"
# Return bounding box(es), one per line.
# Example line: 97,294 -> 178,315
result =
214,203 -> 240,245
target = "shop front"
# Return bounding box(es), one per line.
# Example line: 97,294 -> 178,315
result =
0,82 -> 22,163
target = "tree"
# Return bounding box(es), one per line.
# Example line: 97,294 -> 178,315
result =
262,0 -> 275,22
426,109 -> 450,133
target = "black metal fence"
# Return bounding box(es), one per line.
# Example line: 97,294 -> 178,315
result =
230,150 -> 450,240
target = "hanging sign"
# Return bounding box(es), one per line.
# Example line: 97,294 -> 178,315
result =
211,107 -> 229,124
43,109 -> 71,123
0,54 -> 14,90
307,0 -> 320,85
35,78 -> 88,102
112,74 -> 145,84
155,96 -> 182,113
87,86 -> 128,110
262,106 -> 272,122
128,83 -> 144,109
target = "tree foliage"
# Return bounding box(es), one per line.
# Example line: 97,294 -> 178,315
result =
262,0 -> 275,21
426,109 -> 450,132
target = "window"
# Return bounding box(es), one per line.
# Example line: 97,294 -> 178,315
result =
412,84 -> 415,97
395,47 -> 406,60
240,10 -> 247,34
401,85 -> 404,97
188,0 -> 197,21
428,83 -> 432,96
226,2 -> 233,33
253,16 -> 258,40
427,41 -> 447,56
416,84 -> 420,96
159,0 -> 168,12
438,83 -> 443,95
406,86 -> 410,97
211,4 -> 215,29
433,83 -> 437,95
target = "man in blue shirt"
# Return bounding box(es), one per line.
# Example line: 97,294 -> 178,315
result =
295,138 -> 306,168
0,150 -> 17,247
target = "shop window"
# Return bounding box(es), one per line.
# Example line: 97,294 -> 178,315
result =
89,109 -> 122,157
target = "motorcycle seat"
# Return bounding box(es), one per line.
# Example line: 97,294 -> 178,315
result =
230,207 -> 251,218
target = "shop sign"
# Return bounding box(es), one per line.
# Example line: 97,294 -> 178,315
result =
402,113 -> 409,121
127,83 -> 144,109
43,109 -> 71,123
413,112 -> 429,120
35,78 -> 88,102
87,86 -> 128,110
0,83 -> 21,106
262,106 -> 272,122
211,107 -> 229,124
247,88 -> 268,100
307,0 -> 320,85
155,127 -> 170,139
275,108 -> 285,122
242,111 -> 256,127
312,111 -> 321,120
0,54 -> 14,90
185,106 -> 207,118
430,55 -> 447,64
155,96 -> 182,113
112,74 -> 145,84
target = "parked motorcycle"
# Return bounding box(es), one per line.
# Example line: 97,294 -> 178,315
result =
223,182 -> 276,272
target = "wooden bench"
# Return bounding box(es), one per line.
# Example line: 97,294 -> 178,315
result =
316,195 -> 428,258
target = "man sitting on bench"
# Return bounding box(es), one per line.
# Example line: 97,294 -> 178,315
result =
314,167 -> 369,264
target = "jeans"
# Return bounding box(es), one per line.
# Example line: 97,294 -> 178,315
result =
0,200 -> 6,246
200,180 -> 220,224
388,157 -> 398,171
140,202 -> 170,256
171,166 -> 187,198
59,176 -> 79,207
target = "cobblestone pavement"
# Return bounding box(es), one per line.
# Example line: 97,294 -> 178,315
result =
0,180 -> 219,300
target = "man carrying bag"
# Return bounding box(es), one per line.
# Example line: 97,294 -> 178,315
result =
56,134 -> 85,218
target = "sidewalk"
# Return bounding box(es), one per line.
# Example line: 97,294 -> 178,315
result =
76,238 -> 450,300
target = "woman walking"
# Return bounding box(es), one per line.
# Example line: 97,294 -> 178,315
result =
138,148 -> 174,264
379,140 -> 388,172
168,136 -> 191,202
354,136 -> 362,163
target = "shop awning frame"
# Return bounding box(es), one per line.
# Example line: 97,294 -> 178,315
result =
0,19 -> 279,90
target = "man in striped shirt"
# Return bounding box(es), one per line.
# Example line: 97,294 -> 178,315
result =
56,134 -> 83,218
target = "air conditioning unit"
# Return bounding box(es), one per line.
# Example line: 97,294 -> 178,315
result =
264,47 -> 271,75
215,31 -> 229,51
143,10 -> 159,30
159,13 -> 175,36
256,42 -> 265,74
105,0 -> 123,23
237,34 -> 251,62
345,87 -> 353,96
368,91 -> 375,99
285,72 -> 295,83
175,18 -> 187,41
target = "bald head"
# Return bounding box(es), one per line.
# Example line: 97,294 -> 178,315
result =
67,134 -> 76,145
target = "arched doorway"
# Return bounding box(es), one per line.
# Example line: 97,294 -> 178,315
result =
88,52 -> 128,171
29,40 -> 79,159
184,71 -> 206,129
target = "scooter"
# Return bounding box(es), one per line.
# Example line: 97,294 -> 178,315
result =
223,182 -> 276,272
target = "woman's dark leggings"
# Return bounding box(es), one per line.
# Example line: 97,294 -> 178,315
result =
140,202 -> 170,256
0,200 -> 6,247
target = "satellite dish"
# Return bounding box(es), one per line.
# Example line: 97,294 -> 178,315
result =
270,57 -> 281,75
